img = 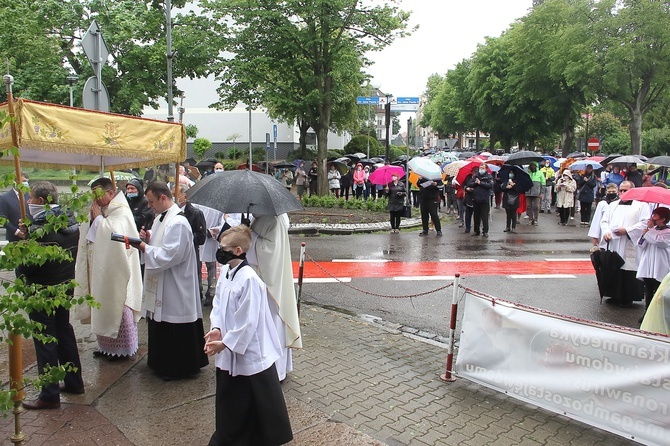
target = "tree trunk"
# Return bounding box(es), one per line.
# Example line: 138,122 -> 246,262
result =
475,129 -> 480,151
629,107 -> 643,156
297,118 -> 310,158
560,117 -> 575,158
316,125 -> 329,195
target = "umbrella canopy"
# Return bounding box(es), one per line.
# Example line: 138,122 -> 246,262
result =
553,158 -> 568,168
357,159 -> 375,166
635,154 -> 649,162
566,151 -> 586,159
370,157 -> 385,163
619,186 -> 670,206
396,154 -> 409,162
504,151 -> 544,166
186,169 -> 304,216
442,160 -> 469,177
327,161 -> 348,175
194,160 -> 216,170
648,156 -> 670,167
457,151 -> 475,160
352,152 -> 366,159
455,161 -> 492,186
86,170 -> 139,186
569,160 -> 603,171
273,162 -> 296,170
600,154 -> 623,166
334,156 -> 351,165
586,155 -> 605,163
408,157 -> 442,180
498,165 -> 533,193
237,163 -> 262,172
0,99 -> 185,170
607,155 -> 645,166
368,165 -> 405,185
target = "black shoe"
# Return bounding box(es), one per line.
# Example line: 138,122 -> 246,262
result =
419,232 -> 428,237
482,233 -> 488,237
539,210 -> 545,213
471,232 -> 480,236
436,231 -> 442,237
503,228 -> 510,232
60,385 -> 85,395
22,399 -> 60,410
547,210 -> 552,214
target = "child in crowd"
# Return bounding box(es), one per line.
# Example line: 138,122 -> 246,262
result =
204,225 -> 292,446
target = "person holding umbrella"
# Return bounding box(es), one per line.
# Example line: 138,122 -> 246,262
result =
465,162 -> 493,237
418,177 -> 442,237
385,174 -> 406,233
501,172 -> 520,233
555,171 -> 578,226
328,163 -> 341,198
636,207 -> 670,319
576,164 -> 598,226
525,161 -> 545,226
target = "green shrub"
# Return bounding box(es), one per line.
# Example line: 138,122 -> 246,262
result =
214,151 -> 226,160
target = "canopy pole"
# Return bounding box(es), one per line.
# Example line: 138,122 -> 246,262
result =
109,169 -> 116,191
3,73 -> 26,446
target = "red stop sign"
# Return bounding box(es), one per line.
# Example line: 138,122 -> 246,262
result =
587,137 -> 600,151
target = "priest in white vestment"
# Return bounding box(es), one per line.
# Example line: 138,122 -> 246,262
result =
135,182 -> 208,380
247,213 -> 302,381
74,177 -> 143,358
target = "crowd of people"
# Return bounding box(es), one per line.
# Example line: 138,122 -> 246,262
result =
1,164 -> 299,444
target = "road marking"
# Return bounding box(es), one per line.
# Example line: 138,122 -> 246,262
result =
544,258 -> 591,262
391,276 -> 456,281
294,277 -> 351,283
439,259 -> 498,262
332,259 -> 390,263
508,274 -> 576,279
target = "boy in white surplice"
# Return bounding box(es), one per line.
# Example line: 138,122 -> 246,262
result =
204,225 -> 292,446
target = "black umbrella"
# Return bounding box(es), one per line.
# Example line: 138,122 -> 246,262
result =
566,151 -> 586,159
334,157 -> 351,165
498,165 -> 533,193
185,170 -> 304,216
457,151 -> 475,160
600,153 -> 623,167
272,162 -> 296,169
648,155 -> 670,167
504,150 -> 545,166
184,157 -> 198,166
590,247 -> 625,303
370,157 -> 385,163
357,159 -> 375,166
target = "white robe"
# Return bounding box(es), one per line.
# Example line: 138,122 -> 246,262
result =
210,263 -> 282,376
248,214 -> 302,381
600,200 -> 649,271
636,226 -> 670,282
142,203 -> 202,323
588,200 -> 610,248
194,204 -> 223,263
74,192 -> 143,337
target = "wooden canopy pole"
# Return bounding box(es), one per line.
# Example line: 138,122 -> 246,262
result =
4,73 -> 26,445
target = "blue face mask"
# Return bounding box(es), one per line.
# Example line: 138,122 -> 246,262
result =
127,192 -> 138,198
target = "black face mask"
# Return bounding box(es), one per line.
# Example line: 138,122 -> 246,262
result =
605,193 -> 619,203
216,248 -> 246,265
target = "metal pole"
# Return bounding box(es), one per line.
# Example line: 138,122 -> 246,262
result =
441,273 -> 460,382
4,73 -> 25,446
297,242 -> 306,316
248,106 -> 253,169
367,105 -> 370,159
67,74 -> 78,185
385,95 -> 391,162
166,0 -> 174,122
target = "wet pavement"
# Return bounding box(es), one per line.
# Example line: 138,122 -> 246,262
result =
0,208 -> 642,445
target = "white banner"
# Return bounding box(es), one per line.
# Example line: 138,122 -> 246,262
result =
455,294 -> 670,446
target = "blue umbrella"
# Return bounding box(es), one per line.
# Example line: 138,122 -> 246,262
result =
569,160 -> 603,171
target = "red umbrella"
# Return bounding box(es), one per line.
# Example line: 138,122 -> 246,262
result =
368,165 -> 405,185
237,163 -> 261,172
619,186 -> 670,206
455,160 -> 490,186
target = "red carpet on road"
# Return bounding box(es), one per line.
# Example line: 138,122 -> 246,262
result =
291,260 -> 594,278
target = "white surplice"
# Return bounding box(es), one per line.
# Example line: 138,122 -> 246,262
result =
142,203 -> 202,323
210,263 -> 282,377
600,200 -> 650,271
637,226 -> 670,282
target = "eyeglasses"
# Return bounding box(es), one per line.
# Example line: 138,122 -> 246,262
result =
619,188 -> 630,192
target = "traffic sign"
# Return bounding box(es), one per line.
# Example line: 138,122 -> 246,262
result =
396,97 -> 420,105
356,96 -> 379,105
587,137 -> 600,151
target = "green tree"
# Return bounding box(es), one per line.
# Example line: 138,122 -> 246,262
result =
226,133 -> 242,151
590,0 -> 670,155
392,117 -> 401,135
204,0 -> 412,195
185,124 -> 198,139
192,137 -> 212,158
344,135 -> 381,155
0,1 -> 222,115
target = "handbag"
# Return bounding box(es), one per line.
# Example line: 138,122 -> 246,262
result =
402,204 -> 412,218
506,193 -> 519,208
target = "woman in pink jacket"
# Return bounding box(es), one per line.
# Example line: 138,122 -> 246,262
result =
352,163 -> 366,199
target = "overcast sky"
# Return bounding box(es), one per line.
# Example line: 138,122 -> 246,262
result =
367,0 -> 533,97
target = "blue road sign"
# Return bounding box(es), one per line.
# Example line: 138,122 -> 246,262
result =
396,97 -> 420,105
273,124 -> 277,140
356,96 -> 380,105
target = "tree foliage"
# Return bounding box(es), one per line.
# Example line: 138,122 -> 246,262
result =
204,0 -> 413,194
0,0 -> 221,115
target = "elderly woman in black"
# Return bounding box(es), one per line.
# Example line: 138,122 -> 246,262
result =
385,174 -> 406,233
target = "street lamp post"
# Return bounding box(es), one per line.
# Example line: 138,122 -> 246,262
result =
66,74 -> 78,107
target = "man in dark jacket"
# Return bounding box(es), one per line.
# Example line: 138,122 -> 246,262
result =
418,177 -> 442,237
466,162 -> 493,237
125,178 -> 154,232
173,186 -> 208,298
0,174 -> 29,242
576,164 -> 597,226
16,181 -> 85,410
625,163 -> 643,188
